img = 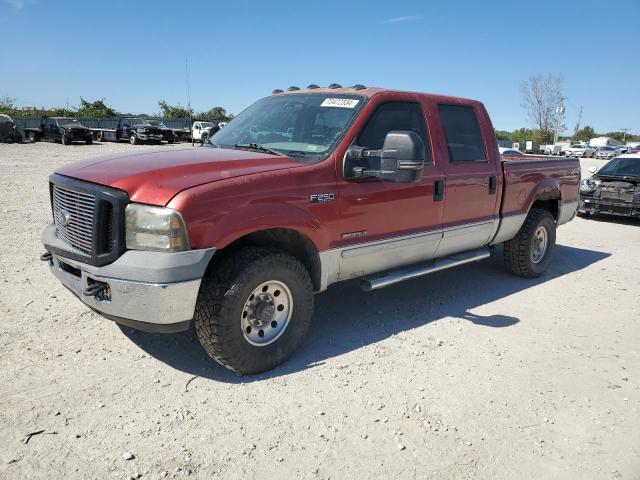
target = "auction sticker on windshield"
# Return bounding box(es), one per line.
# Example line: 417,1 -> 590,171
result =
320,98 -> 359,108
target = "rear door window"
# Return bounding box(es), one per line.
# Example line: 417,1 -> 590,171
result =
438,105 -> 487,162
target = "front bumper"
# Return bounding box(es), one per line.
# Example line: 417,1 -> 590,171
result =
42,224 -> 216,332
579,196 -> 640,217
137,133 -> 163,141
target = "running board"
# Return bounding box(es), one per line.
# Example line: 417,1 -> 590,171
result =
360,248 -> 491,291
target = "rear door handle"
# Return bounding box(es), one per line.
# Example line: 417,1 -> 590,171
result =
433,180 -> 444,201
488,176 -> 497,194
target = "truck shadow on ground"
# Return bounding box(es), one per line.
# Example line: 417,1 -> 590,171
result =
120,244 -> 609,382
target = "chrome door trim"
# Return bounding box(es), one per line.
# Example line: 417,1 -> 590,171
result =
318,219 -> 498,291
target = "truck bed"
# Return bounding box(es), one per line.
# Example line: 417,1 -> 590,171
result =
500,156 -> 581,224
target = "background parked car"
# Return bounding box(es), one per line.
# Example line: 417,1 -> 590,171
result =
595,146 -> 620,159
498,147 -> 524,156
565,144 -> 596,157
24,117 -> 92,145
0,114 -> 23,143
146,120 -> 175,144
578,153 -> 640,218
92,117 -> 164,144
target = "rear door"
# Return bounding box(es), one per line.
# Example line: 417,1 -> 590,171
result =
335,95 -> 445,280
433,103 -> 501,257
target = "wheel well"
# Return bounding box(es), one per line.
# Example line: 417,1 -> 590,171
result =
531,196 -> 559,221
206,228 -> 322,291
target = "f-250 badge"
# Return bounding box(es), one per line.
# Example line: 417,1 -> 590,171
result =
309,193 -> 335,203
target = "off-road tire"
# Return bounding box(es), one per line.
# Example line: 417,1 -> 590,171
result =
504,208 -> 556,278
195,247 -> 314,375
129,134 -> 138,145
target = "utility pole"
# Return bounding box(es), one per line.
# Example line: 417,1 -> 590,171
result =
620,128 -> 630,142
553,97 -> 565,145
573,106 -> 582,138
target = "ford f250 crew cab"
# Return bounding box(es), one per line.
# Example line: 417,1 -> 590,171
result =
41,85 -> 580,374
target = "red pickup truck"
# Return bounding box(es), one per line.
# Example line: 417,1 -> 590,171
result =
42,85 -> 580,374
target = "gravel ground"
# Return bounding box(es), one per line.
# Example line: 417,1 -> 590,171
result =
0,142 -> 639,480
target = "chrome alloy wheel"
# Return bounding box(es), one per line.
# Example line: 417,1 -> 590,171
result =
241,280 -> 293,346
530,225 -> 548,264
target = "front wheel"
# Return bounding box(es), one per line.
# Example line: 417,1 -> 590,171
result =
195,247 -> 314,375
129,134 -> 138,145
61,134 -> 69,145
503,208 -> 556,278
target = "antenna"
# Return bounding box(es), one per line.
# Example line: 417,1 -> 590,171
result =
186,56 -> 194,146
573,106 -> 582,138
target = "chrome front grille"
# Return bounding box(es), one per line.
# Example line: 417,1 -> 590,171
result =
52,185 -> 95,255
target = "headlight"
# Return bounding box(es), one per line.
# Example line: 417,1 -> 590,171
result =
580,179 -> 600,193
125,204 -> 190,252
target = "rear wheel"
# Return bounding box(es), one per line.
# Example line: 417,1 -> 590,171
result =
28,132 -> 37,143
85,136 -> 93,145
96,131 -> 103,142
195,247 -> 314,375
504,208 -> 556,278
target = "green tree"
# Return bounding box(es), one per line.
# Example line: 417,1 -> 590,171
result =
158,100 -> 193,119
0,95 -> 16,112
197,106 -> 232,123
495,130 -> 512,141
77,98 -> 118,117
573,126 -> 596,143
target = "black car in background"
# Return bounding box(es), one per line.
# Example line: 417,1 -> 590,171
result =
146,120 -> 175,143
93,117 -> 164,144
578,154 -> 640,218
24,117 -> 93,145
0,114 -> 22,143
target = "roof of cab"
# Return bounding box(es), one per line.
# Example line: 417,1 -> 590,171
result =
272,85 -> 483,106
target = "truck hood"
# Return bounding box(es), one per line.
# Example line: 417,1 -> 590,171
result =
55,147 -> 303,205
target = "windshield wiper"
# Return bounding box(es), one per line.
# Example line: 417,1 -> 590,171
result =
234,143 -> 285,157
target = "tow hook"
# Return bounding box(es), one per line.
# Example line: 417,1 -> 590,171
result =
40,251 -> 52,262
83,282 -> 107,297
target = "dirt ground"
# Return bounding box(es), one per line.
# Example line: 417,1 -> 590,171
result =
1,142 -> 639,480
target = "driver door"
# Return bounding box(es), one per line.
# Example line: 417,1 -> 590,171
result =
334,97 -> 445,281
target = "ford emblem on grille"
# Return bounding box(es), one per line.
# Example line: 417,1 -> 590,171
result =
58,209 -> 72,226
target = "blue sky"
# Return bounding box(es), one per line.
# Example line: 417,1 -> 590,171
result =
1,0 -> 638,133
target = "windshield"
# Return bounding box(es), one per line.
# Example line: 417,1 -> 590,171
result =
210,94 -> 365,161
570,144 -> 583,148
598,157 -> 640,177
146,120 -> 167,128
599,146 -> 615,151
56,118 -> 81,126
199,122 -> 213,128
127,118 -> 148,125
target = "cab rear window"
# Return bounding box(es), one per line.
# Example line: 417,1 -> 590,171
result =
438,105 -> 487,162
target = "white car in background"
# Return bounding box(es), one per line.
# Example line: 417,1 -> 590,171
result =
565,144 -> 596,158
191,121 -> 215,143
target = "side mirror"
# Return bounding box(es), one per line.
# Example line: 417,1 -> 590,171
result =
588,166 -> 597,174
344,131 -> 425,183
